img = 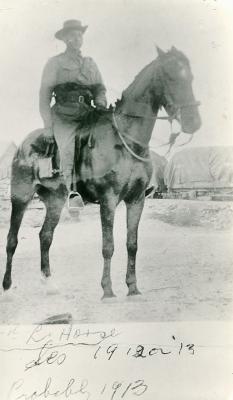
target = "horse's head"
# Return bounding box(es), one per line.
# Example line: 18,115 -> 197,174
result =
156,46 -> 201,134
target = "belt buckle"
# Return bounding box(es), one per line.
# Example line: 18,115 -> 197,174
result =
78,95 -> 84,103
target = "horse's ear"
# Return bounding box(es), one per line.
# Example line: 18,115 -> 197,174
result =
156,46 -> 166,57
171,45 -> 177,53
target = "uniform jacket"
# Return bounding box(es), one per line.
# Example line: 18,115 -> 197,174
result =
39,50 -> 107,127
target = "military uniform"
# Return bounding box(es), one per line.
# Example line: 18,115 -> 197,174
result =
39,49 -> 107,190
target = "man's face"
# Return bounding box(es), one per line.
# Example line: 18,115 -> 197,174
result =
64,30 -> 83,50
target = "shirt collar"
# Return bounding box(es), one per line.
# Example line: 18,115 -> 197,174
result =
65,49 -> 82,61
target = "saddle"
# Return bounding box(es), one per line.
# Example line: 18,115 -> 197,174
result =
31,107 -> 113,181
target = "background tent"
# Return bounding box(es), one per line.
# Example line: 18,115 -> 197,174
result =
165,146 -> 233,191
149,150 -> 167,193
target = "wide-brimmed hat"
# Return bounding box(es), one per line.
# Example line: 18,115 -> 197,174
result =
55,20 -> 88,40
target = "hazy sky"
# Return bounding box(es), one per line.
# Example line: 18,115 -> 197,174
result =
0,0 -> 233,155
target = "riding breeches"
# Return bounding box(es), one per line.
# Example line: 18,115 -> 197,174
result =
51,108 -> 77,190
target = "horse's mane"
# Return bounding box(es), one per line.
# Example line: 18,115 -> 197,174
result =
115,47 -> 191,109
116,59 -> 157,106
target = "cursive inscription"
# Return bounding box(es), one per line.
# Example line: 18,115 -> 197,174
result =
7,377 -> 90,400
26,325 -> 119,347
7,377 -> 148,400
25,340 -> 66,371
0,325 -> 195,400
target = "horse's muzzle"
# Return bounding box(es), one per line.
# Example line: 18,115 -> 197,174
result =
180,106 -> 202,134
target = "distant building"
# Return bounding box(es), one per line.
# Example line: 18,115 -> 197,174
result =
150,150 -> 167,191
165,146 -> 233,196
146,151 -> 167,197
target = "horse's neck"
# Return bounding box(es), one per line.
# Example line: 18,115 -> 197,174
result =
116,92 -> 159,148
115,61 -> 160,147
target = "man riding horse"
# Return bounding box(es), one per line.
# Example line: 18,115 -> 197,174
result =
2,31 -> 201,297
39,19 -> 107,208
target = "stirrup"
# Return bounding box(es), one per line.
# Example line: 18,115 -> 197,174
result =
145,186 -> 155,198
68,191 -> 85,209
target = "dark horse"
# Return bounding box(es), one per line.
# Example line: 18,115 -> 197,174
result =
2,47 -> 201,298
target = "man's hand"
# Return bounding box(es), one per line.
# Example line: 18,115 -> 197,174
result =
43,127 -> 55,144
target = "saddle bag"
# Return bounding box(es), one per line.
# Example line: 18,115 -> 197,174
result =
37,157 -> 54,179
31,138 -> 60,180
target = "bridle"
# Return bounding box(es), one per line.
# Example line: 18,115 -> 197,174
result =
156,62 -> 200,123
155,100 -> 201,156
150,61 -> 200,155
113,58 -> 200,161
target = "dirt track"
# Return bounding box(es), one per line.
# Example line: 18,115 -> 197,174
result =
0,199 -> 233,324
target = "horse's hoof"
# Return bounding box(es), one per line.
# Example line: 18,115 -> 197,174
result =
101,295 -> 117,304
127,288 -> 142,296
2,276 -> 12,291
101,291 -> 117,300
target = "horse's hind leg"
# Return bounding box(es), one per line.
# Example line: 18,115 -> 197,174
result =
3,198 -> 30,291
38,188 -> 66,279
125,195 -> 145,296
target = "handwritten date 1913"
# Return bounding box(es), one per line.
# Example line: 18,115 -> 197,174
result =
7,377 -> 148,400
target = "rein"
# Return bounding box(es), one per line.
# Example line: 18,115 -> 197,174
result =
112,102 -> 196,161
112,113 -> 151,163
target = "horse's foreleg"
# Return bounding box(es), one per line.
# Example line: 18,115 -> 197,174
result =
3,199 -> 29,290
100,196 -> 117,299
39,191 -> 66,279
125,196 -> 145,296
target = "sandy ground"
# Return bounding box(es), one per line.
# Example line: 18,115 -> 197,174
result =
0,198 -> 233,324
